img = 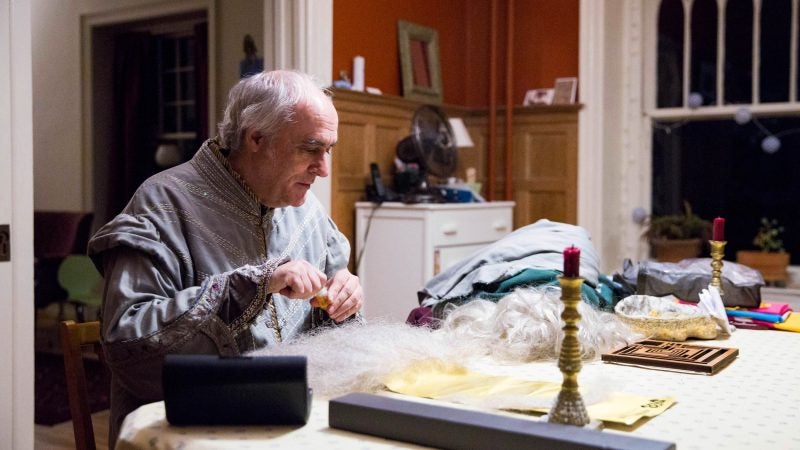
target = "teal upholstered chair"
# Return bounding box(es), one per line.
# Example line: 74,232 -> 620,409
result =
57,255 -> 103,322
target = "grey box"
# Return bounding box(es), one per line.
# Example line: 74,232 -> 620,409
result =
329,393 -> 675,450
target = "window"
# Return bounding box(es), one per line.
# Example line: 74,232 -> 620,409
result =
652,0 -> 800,265
157,32 -> 197,150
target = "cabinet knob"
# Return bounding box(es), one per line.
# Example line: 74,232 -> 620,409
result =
493,222 -> 509,232
441,224 -> 458,235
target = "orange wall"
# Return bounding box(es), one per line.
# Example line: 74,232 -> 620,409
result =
333,0 -> 579,107
511,0 -> 580,104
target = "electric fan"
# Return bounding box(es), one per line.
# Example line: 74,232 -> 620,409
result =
395,105 -> 458,203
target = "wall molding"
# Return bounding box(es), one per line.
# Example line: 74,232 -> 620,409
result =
264,0 -> 333,211
579,0 -> 654,271
1,0 -> 35,447
578,0 -> 607,262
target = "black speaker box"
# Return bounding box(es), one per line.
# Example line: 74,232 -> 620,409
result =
162,354 -> 311,426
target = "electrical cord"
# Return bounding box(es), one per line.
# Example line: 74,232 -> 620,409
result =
354,201 -> 382,276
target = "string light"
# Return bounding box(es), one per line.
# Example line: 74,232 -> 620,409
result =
652,119 -> 689,134
687,92 -> 704,109
652,92 -> 800,154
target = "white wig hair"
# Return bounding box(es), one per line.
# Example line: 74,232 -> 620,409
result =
216,70 -> 332,152
249,321 -> 472,398
250,287 -> 640,397
439,285 -> 641,361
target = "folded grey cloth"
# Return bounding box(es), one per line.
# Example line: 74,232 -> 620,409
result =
419,219 -> 600,308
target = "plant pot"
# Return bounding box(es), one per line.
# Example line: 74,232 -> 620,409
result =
736,250 -> 791,285
650,238 -> 702,262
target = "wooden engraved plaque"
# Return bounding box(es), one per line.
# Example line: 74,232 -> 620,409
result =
601,340 -> 739,374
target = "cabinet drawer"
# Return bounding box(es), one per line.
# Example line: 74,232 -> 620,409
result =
429,208 -> 512,247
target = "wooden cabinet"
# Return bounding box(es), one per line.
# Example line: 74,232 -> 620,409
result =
331,89 -> 579,272
510,107 -> 579,228
355,201 -> 514,322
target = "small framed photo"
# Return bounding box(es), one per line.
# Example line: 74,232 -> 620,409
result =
523,88 -> 554,106
551,77 -> 578,104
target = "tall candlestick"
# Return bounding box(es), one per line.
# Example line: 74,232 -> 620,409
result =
709,240 -> 726,295
563,246 -> 580,278
713,217 -> 725,241
548,275 -> 591,426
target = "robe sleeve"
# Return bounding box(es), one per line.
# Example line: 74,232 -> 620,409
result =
324,215 -> 351,275
89,213 -> 285,401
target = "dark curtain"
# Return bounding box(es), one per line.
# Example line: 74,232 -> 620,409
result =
109,32 -> 159,217
194,22 -> 209,144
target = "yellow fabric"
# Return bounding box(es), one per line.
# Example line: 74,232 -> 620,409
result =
774,312 -> 800,332
384,360 -> 674,426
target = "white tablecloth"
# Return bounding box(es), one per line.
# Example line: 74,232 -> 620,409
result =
116,329 -> 800,450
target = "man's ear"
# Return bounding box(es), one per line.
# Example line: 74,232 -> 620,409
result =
244,129 -> 264,151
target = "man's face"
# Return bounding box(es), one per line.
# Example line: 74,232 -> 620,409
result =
248,101 -> 337,208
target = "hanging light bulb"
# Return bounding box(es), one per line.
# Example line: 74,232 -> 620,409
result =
687,92 -> 703,109
155,144 -> 182,167
631,207 -> 648,225
734,107 -> 752,125
761,136 -> 781,154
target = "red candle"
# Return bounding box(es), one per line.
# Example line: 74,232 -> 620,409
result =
563,245 -> 580,277
713,217 -> 725,241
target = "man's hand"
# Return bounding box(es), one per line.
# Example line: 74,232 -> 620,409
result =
268,260 -> 327,299
313,269 -> 363,322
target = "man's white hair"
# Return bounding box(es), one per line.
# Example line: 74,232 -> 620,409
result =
217,70 -> 332,152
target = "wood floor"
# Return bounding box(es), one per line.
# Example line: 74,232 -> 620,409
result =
34,410 -> 110,449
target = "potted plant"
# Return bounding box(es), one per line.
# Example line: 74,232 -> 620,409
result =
736,218 -> 790,286
644,201 -> 712,262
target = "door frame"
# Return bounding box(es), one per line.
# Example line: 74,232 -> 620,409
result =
1,0 -> 35,447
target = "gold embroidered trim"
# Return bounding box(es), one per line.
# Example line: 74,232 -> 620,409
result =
166,174 -> 258,226
268,297 -> 282,343
208,139 -> 262,205
228,259 -> 283,338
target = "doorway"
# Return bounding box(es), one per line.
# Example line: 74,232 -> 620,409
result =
89,11 -> 208,226
30,6 -> 212,435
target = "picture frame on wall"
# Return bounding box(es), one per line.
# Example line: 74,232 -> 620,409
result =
397,20 -> 443,104
551,77 -> 578,105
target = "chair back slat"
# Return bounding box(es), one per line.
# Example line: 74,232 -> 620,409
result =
59,320 -> 102,450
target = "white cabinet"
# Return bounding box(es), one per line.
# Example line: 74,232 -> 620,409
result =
355,201 -> 515,322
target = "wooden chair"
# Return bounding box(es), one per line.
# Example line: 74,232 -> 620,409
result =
59,320 -> 104,450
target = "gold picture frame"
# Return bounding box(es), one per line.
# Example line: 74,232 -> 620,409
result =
397,20 -> 443,104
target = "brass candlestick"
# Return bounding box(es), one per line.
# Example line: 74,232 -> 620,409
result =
548,276 -> 590,426
709,240 -> 727,295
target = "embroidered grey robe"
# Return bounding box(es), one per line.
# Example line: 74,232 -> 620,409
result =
88,140 -> 350,444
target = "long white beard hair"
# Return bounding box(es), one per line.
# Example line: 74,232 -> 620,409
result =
250,286 -> 641,397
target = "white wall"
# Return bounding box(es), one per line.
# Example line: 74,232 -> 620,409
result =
216,0 -> 263,124
32,0 -> 84,211
32,0 -> 264,213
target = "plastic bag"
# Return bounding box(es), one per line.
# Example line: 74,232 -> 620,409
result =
619,258 -> 763,308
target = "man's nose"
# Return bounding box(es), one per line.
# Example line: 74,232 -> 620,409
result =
312,154 -> 329,178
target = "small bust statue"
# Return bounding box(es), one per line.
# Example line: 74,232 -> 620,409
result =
239,34 -> 263,79
333,70 -> 352,89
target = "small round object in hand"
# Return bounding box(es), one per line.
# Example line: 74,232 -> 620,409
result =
315,287 -> 330,310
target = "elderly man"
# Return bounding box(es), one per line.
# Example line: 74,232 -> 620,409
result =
89,70 -> 363,445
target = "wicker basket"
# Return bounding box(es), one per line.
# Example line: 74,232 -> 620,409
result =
615,295 -> 718,341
